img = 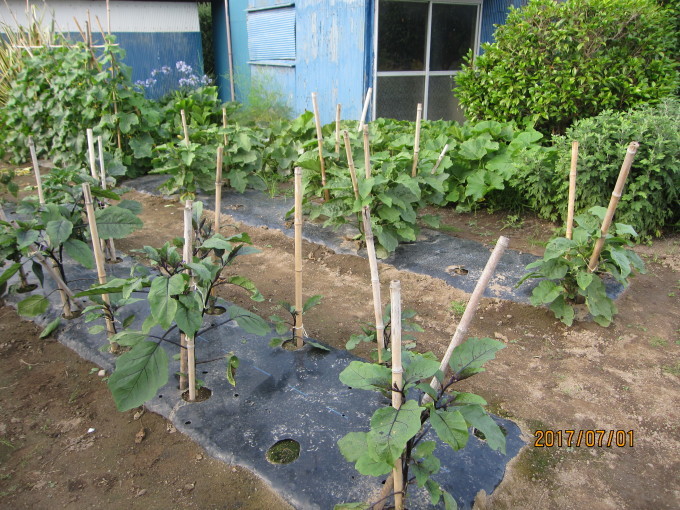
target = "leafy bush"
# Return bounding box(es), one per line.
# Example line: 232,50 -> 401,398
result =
455,0 -> 679,135
519,207 -> 645,327
513,98 -> 680,237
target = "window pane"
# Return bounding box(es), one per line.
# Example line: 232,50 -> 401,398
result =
376,76 -> 425,120
378,1 -> 428,71
429,4 -> 477,71
427,75 -> 465,123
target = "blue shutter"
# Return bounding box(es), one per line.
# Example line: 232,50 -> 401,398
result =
247,7 -> 296,61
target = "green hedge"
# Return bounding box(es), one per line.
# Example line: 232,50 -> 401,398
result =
512,99 -> 680,237
455,0 -> 679,136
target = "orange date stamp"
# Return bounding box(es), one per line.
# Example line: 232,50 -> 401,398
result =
533,429 -> 634,448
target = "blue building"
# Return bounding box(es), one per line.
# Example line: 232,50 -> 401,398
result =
1,0 -> 205,99
212,0 -> 524,123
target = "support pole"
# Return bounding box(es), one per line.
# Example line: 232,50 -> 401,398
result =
363,124 -> 371,179
588,142 -> 639,272
343,130 -> 359,199
431,144 -> 449,174
224,0 -> 236,101
363,207 -> 384,363
390,280 -> 404,510
214,146 -> 224,232
566,141 -> 578,240
183,200 -> 196,401
82,183 -> 116,343
294,168 -> 304,348
86,128 -> 98,179
311,92 -> 330,202
28,136 -> 44,205
181,109 -> 190,146
411,103 -> 422,177
335,104 -> 342,154
425,236 -> 509,400
358,87 -> 372,132
98,135 -> 117,261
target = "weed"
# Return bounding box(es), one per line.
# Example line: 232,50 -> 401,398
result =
649,336 -> 668,348
0,438 -> 14,449
501,213 -> 525,230
662,362 -> 680,376
449,300 -> 466,316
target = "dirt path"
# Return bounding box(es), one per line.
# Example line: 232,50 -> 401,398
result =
1,176 -> 679,509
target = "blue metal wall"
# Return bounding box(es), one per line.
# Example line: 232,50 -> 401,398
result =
213,0 -> 251,103
480,0 -> 525,45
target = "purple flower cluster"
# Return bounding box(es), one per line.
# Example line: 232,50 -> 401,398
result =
135,61 -> 212,91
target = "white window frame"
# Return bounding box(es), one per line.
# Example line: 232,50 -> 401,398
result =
371,0 -> 483,121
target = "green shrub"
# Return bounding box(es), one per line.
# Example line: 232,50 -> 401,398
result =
455,0 -> 679,135
513,98 -> 680,238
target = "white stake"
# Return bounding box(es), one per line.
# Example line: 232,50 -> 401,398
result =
28,136 -> 44,205
86,128 -> 98,179
390,280 -> 404,510
358,87 -> 372,132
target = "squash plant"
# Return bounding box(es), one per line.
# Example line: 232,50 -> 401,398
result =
336,338 -> 506,509
78,202 -> 269,411
518,207 -> 646,326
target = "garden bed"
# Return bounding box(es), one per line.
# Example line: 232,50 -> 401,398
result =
1,174 -> 679,509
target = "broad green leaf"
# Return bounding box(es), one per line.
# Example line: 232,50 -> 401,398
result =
543,237 -> 575,261
576,271 -> 594,291
147,274 -> 185,329
117,199 -> 143,215
442,490 -> 458,510
95,206 -> 143,239
64,238 -> 95,269
305,338 -> 330,351
459,135 -> 490,160
18,294 -> 49,316
376,205 -> 401,223
458,404 -> 506,454
228,305 -> 270,335
452,392 -> 487,405
530,280 -> 563,306
354,454 -> 393,477
607,246 -> 632,279
16,228 -> 39,249
425,479 -> 443,505
0,262 -> 21,286
548,295 -> 575,326
420,214 -> 441,228
448,337 -> 505,380
403,351 -> 441,383
175,294 -> 203,337
39,317 -> 61,339
375,228 -> 398,254
334,503 -> 370,510
46,219 -> 73,247
303,294 -> 323,313
187,262 -> 212,283
339,361 -> 392,391
107,341 -> 168,411
367,400 -> 424,464
338,431 -> 369,463
117,111 -> 139,134
227,275 -> 264,302
110,330 -> 147,347
129,134 -> 153,159
201,237 -> 232,250
430,408 -> 468,450
614,223 -> 638,237
358,178 -> 374,199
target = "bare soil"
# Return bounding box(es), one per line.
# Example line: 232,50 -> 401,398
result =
1,170 -> 679,509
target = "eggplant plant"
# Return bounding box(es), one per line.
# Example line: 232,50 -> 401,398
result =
518,206 -> 645,326
78,202 -> 269,411
268,294 -> 329,350
336,338 -> 507,509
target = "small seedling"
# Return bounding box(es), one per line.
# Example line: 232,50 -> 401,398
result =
449,300 -> 466,316
268,295 -> 329,350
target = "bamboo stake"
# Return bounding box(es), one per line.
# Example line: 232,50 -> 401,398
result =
82,183 -> 116,342
86,129 -> 98,179
98,135 -> 117,261
588,141 -> 639,272
86,10 -> 93,48
425,236 -> 510,400
343,130 -> 359,199
358,87 -> 372,132
28,136 -> 44,205
390,280 -> 404,510
566,141 -> 579,240
411,103 -> 422,177
106,0 -> 111,34
335,104 -> 342,154
363,207 -> 384,363
181,109 -> 190,147
222,107 -> 228,147
431,144 -> 449,174
311,93 -> 330,202
183,200 -> 197,401
214,146 -> 224,232
294,167 -> 304,348
363,124 -> 371,179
